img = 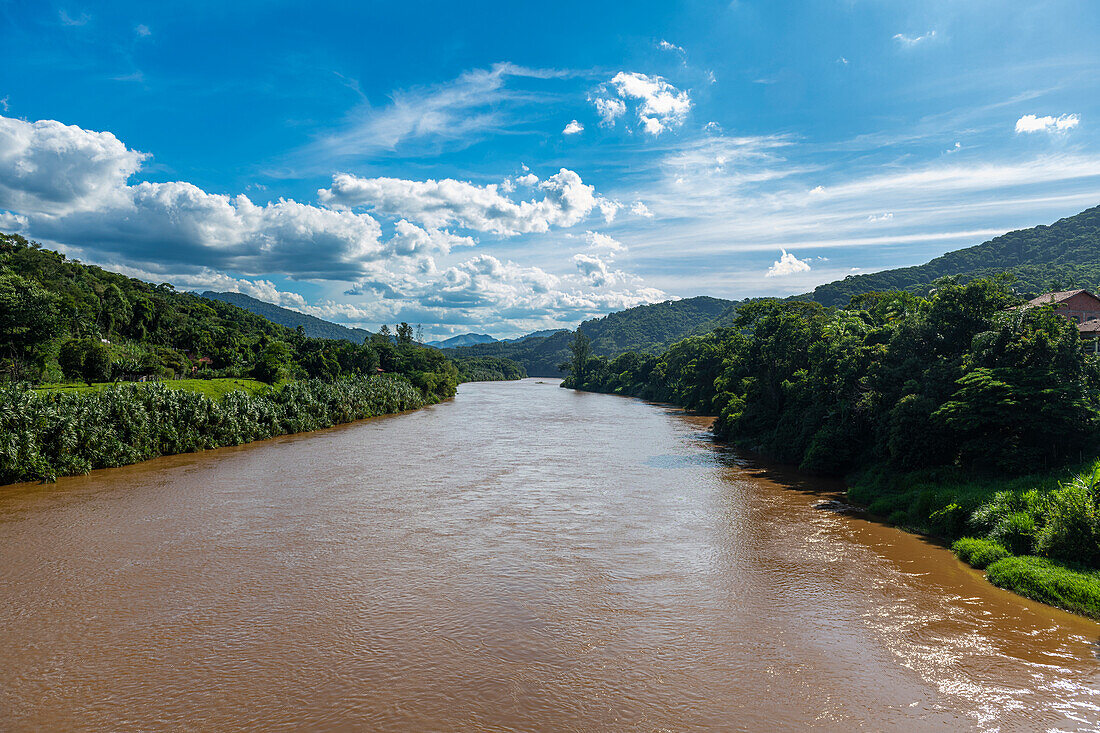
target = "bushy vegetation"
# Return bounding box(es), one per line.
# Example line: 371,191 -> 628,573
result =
985,556 -> 1100,620
563,277 -> 1100,617
0,374 -> 425,484
951,537 -> 1011,569
452,356 -> 527,383
0,232 -> 467,484
568,277 -> 1099,475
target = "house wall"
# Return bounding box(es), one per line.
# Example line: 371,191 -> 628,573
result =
1052,292 -> 1100,324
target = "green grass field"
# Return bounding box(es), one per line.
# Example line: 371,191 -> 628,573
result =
35,378 -> 271,400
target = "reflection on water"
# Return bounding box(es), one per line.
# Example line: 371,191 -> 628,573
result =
0,379 -> 1097,731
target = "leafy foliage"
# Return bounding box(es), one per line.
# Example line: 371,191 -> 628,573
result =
452,356 -> 527,383
951,537 -> 1011,569
566,278 -> 1099,476
0,374 -> 424,484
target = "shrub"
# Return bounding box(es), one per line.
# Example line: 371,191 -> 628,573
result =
1036,466 -> 1100,567
986,556 -> 1100,620
988,511 -> 1037,556
952,537 -> 1011,569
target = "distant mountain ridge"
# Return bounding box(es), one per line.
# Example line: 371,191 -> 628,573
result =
442,296 -> 738,376
425,333 -> 497,348
810,204 -> 1100,306
202,291 -> 373,343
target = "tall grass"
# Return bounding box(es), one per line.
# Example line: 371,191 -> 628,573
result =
0,374 -> 425,485
854,460 -> 1100,618
985,557 -> 1100,620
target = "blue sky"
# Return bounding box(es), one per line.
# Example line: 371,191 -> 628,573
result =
2,0 -> 1099,338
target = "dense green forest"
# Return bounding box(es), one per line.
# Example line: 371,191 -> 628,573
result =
563,277 -> 1100,617
452,356 -> 527,382
203,290 -> 373,343
0,231 -> 461,398
811,205 -> 1100,306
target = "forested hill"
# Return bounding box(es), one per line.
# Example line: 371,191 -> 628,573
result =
203,291 -> 372,343
811,204 -> 1100,306
443,296 -> 737,376
0,232 -> 460,395
580,296 -> 735,353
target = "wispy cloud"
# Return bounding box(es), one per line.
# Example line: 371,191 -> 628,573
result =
58,9 -> 90,26
658,39 -> 685,55
893,30 -> 937,47
297,63 -> 572,166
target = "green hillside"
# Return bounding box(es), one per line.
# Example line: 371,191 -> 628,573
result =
203,290 -> 372,343
444,330 -> 575,377
581,296 -> 735,353
811,204 -> 1100,306
0,232 -> 456,398
444,296 -> 737,376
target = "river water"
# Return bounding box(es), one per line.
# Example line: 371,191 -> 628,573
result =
1,378 -> 1098,731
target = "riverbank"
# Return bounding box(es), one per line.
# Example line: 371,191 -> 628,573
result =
849,461 -> 1100,619
0,374 -> 437,485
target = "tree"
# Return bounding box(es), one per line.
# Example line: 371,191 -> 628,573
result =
0,272 -> 61,381
396,322 -> 414,345
568,332 -> 591,384
58,339 -> 86,380
81,341 -> 112,385
100,283 -> 131,336
253,340 -> 293,384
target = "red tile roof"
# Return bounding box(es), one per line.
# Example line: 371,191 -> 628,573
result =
1027,289 -> 1090,306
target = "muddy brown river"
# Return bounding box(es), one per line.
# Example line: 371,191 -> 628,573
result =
1,378 -> 1098,731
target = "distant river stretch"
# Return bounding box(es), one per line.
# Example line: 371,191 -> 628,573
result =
1,378 -> 1098,731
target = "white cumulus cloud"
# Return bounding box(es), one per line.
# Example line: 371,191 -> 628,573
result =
765,250 -> 811,277
590,72 -> 691,136
0,116 -> 147,216
563,119 -> 584,135
1015,114 -> 1080,134
319,168 -> 617,236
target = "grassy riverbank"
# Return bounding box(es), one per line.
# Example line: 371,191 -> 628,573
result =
849,461 -> 1100,619
34,377 -> 271,400
1,374 -> 432,485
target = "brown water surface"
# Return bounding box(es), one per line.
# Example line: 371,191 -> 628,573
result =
1,378 -> 1098,731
